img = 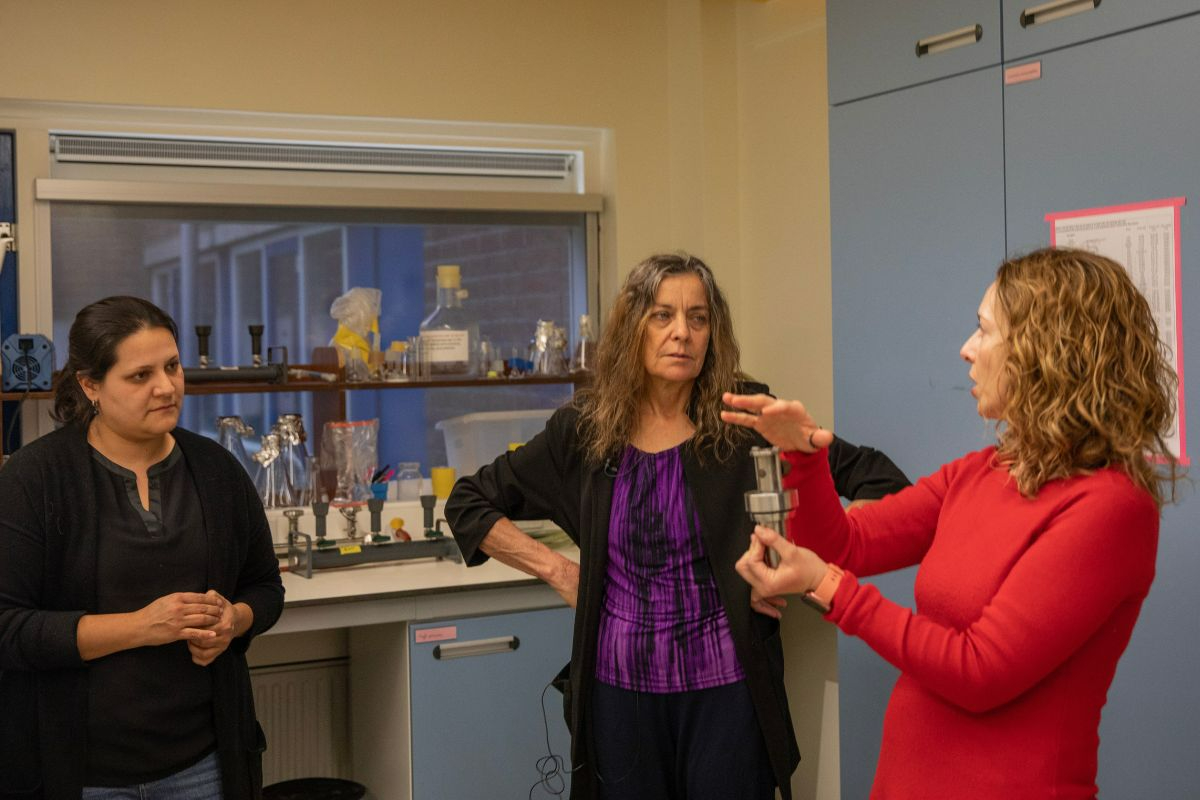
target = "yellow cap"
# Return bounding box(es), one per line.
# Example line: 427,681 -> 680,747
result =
507,442 -> 523,451
389,341 -> 406,352
436,264 -> 462,289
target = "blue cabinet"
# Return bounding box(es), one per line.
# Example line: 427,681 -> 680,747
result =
409,607 -> 574,799
1003,17 -> 1200,796
1002,0 -> 1200,61
828,0 -> 1000,104
830,66 -> 1006,800
829,9 -> 1200,799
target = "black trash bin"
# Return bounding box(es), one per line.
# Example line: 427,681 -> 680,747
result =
262,778 -> 367,800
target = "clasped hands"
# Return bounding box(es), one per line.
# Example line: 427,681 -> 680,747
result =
721,392 -> 833,616
139,589 -> 242,666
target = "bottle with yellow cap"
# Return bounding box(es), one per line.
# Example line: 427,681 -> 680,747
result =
419,264 -> 479,377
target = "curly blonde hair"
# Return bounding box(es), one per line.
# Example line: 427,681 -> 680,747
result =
574,252 -> 751,466
993,247 -> 1180,506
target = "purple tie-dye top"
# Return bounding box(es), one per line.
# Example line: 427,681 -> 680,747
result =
594,443 -> 746,692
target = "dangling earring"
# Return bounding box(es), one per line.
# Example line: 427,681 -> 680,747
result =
92,398 -> 100,415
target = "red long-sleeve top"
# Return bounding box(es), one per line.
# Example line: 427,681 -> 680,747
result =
783,446 -> 1159,799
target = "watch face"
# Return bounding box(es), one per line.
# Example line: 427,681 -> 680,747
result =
801,592 -> 831,614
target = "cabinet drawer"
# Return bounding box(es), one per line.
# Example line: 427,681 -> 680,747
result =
1002,0 -> 1200,61
828,0 -> 1001,105
409,608 -> 574,799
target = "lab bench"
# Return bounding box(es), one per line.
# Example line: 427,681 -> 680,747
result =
250,531 -> 578,800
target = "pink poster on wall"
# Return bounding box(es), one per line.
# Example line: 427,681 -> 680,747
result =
1046,197 -> 1188,464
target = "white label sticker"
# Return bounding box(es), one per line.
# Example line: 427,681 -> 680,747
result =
421,330 -> 469,363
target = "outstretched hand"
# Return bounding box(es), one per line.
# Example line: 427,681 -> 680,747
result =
736,525 -> 828,600
721,393 -> 833,453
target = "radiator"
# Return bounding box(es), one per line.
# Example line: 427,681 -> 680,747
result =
250,658 -> 352,784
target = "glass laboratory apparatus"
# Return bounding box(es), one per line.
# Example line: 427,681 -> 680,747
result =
252,432 -> 290,508
419,264 -> 479,377
216,416 -> 256,477
275,412 -> 311,505
571,313 -> 597,374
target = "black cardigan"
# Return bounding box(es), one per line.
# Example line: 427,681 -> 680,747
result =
446,401 -> 910,800
0,424 -> 284,800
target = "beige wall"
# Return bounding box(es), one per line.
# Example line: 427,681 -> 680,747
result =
0,0 -> 837,796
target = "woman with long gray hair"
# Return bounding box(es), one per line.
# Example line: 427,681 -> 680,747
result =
447,252 -> 909,799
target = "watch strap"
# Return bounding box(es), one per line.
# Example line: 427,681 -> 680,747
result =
802,562 -> 845,614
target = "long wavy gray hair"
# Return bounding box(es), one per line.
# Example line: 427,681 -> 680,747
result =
574,252 -> 751,465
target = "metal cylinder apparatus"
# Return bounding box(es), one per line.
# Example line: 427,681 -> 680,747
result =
744,446 -> 798,568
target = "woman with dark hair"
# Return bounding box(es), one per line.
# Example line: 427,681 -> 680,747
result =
0,296 -> 283,800
724,247 -> 1181,799
446,253 -> 909,799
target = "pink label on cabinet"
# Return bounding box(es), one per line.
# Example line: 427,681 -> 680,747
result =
1004,62 -> 1042,85
415,626 -> 457,643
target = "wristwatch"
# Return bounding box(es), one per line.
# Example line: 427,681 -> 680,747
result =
802,562 -> 845,614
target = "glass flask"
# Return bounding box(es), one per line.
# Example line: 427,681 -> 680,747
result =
216,416 -> 256,476
275,412 -> 310,506
252,432 -> 290,508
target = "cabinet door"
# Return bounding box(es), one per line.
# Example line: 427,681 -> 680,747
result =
1004,17 -> 1200,797
1002,0 -> 1200,61
830,68 -> 1006,800
828,0 -> 1000,105
409,607 -> 573,799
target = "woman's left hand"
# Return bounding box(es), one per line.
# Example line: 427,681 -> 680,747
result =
187,590 -> 247,667
736,525 -> 828,599
751,589 -> 788,620
721,392 -> 833,453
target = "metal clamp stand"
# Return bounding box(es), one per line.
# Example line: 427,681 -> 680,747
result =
284,508 -> 314,579
339,505 -> 360,541
744,446 -> 798,568
286,495 -> 463,578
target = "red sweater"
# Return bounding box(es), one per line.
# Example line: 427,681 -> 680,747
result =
783,446 -> 1158,800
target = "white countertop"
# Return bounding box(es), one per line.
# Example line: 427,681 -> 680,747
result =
269,530 -> 578,634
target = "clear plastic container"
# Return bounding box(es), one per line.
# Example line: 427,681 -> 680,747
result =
435,409 -> 554,477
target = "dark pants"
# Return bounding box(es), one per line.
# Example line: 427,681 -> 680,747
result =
590,679 -> 776,800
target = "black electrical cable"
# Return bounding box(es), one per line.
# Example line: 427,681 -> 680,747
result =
527,677 -> 644,798
529,679 -> 569,799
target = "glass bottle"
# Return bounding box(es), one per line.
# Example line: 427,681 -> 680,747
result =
571,314 -> 597,374
419,264 -> 479,377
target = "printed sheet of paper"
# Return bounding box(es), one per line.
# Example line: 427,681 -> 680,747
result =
1047,198 -> 1187,463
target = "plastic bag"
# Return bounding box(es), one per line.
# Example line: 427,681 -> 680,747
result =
329,287 -> 382,368
321,419 -> 379,504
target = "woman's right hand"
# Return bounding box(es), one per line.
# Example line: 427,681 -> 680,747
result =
721,392 -> 833,453
136,592 -> 224,646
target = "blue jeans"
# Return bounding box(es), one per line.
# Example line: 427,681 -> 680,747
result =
82,751 -> 223,800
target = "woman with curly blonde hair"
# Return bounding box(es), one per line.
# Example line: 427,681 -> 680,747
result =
447,252 -> 909,799
723,246 -> 1180,800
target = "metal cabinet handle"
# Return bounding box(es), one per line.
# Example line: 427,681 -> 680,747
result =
1020,0 -> 1101,28
915,24 -> 983,58
432,635 -> 520,660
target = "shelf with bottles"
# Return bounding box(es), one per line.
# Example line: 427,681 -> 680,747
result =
0,369 -> 588,403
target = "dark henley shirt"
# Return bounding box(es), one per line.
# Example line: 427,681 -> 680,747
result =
84,443 -> 216,786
